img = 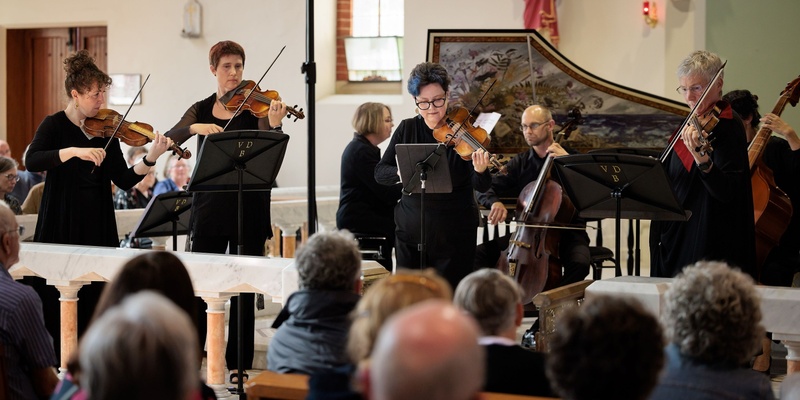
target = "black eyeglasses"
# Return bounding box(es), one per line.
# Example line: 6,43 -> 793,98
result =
2,226 -> 24,237
4,174 -> 19,182
415,97 -> 446,110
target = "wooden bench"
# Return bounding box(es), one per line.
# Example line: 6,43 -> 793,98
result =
245,370 -> 560,400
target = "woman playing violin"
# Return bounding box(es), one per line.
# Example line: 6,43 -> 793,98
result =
24,49 -> 173,361
375,62 -> 492,289
649,50 -> 755,278
164,40 -> 288,384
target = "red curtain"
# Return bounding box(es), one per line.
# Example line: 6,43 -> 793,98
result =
524,0 -> 559,47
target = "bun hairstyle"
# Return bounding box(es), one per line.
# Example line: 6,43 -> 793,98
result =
63,49 -> 112,97
723,89 -> 761,129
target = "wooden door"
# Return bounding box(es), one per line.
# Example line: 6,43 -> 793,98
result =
5,26 -> 107,166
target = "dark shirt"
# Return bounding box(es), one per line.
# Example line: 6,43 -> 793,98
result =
650,103 -> 756,277
482,342 -> 555,397
375,114 -> 491,288
0,265 -> 57,400
165,93 -> 274,241
267,289 -> 360,375
763,136 -> 800,251
27,111 -> 143,246
336,134 -> 401,238
4,193 -> 22,215
114,186 -> 152,210
649,344 -> 775,400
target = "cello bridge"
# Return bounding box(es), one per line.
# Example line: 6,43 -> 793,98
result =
510,240 -> 531,249
508,259 -> 517,277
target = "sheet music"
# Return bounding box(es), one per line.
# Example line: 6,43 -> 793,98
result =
474,112 -> 501,134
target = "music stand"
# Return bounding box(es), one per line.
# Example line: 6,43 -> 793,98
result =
129,190 -> 193,251
186,129 -> 289,396
396,143 -> 452,267
552,152 -> 690,277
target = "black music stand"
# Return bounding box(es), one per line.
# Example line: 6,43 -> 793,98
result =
396,143 -> 452,267
553,152 -> 690,277
129,191 -> 193,251
186,129 -> 289,397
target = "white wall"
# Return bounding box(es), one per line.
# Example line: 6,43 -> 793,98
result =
0,0 -> 699,187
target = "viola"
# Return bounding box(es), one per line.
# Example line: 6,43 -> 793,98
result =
495,110 -> 582,304
432,107 -> 507,174
690,102 -> 723,156
748,77 -> 800,280
82,109 -> 192,159
220,80 -> 305,122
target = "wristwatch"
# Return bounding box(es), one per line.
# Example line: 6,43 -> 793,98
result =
697,160 -> 713,172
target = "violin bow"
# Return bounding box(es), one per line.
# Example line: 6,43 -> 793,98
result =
222,45 -> 286,132
91,73 -> 150,173
659,60 -> 726,163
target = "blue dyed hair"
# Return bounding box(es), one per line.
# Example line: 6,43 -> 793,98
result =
407,62 -> 451,97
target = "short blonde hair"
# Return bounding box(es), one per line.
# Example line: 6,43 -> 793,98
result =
346,269 -> 451,363
352,102 -> 389,137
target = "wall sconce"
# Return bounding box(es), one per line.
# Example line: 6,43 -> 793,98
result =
643,1 -> 658,28
181,0 -> 202,38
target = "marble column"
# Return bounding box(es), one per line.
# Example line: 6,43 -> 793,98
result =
203,296 -> 232,398
54,283 -> 84,374
783,339 -> 800,374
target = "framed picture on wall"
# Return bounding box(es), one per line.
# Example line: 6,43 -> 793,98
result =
426,29 -> 689,156
109,73 -> 143,105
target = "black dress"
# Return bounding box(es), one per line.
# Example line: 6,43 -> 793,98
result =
25,110 -> 145,363
375,115 -> 491,288
650,103 -> 756,277
483,343 -> 555,397
475,147 -> 591,285
336,134 -> 401,270
759,136 -> 800,286
166,93 -> 278,370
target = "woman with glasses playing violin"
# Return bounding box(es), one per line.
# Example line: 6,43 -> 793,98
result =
375,62 -> 492,290
0,156 -> 22,214
649,50 -> 755,279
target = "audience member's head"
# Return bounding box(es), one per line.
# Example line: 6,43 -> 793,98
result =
126,145 -> 148,167
164,156 -> 190,187
0,201 -> 20,268
364,300 -> 484,400
454,268 -> 522,338
723,89 -> 761,129
0,139 -> 11,158
546,295 -> 664,400
663,260 -> 764,367
79,291 -> 199,400
0,156 -> 19,197
91,251 -> 197,330
347,269 -> 452,363
297,230 -> 362,292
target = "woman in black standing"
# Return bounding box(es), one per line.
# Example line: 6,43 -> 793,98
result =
165,40 -> 288,384
375,62 -> 491,289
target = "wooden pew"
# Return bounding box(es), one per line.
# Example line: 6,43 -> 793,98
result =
245,371 -> 560,400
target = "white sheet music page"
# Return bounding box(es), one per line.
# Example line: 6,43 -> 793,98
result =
473,112 -> 502,134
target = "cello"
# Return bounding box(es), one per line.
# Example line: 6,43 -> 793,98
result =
748,77 -> 800,280
496,110 -> 582,304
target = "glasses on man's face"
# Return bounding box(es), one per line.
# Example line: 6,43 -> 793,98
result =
675,84 -> 705,96
520,122 -> 547,132
2,225 -> 24,237
4,174 -> 20,182
415,97 -> 447,110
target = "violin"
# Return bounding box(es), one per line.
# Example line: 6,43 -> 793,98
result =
432,107 -> 507,174
689,102 -> 723,156
82,109 -> 192,159
495,109 -> 582,304
220,80 -> 305,122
